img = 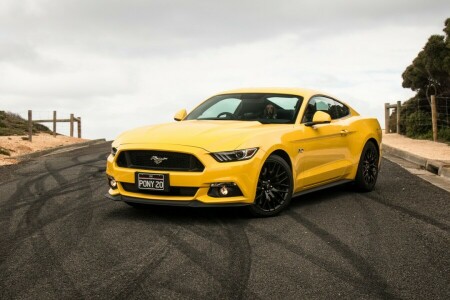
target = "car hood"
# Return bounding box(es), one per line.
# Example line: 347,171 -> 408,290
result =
115,120 -> 283,152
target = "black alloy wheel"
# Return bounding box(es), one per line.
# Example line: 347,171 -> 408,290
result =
354,141 -> 379,192
248,155 -> 293,217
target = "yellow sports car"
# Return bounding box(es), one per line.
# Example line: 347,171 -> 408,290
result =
106,88 -> 382,217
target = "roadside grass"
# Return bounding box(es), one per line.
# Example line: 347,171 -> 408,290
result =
0,111 -> 51,136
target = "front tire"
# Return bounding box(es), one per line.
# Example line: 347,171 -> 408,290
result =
354,141 -> 379,192
248,155 -> 293,217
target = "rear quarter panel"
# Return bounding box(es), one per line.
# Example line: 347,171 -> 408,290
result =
343,117 -> 382,178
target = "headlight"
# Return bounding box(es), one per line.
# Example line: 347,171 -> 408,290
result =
211,147 -> 258,162
111,147 -> 118,157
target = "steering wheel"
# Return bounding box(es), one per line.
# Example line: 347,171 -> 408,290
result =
217,112 -> 234,119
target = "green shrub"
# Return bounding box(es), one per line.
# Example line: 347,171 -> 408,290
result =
0,111 -> 51,136
437,127 -> 450,143
0,127 -> 25,136
0,147 -> 11,156
405,111 -> 432,137
34,123 -> 51,132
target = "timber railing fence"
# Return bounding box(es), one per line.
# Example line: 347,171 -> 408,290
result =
27,110 -> 81,142
385,95 -> 450,142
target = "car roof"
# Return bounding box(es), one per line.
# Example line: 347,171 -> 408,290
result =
214,87 -> 326,99
212,87 -> 360,116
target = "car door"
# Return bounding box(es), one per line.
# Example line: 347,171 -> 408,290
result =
292,96 -> 352,191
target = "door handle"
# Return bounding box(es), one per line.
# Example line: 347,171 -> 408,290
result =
340,129 -> 348,136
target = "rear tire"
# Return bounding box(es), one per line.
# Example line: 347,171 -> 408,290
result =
248,155 -> 293,217
354,141 -> 379,192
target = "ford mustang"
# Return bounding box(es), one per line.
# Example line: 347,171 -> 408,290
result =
106,88 -> 382,217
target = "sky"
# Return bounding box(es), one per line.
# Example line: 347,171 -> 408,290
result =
1,0 -> 449,140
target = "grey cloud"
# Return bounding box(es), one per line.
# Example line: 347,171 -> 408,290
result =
0,43 -> 38,62
0,0 -> 448,139
1,0 -> 449,58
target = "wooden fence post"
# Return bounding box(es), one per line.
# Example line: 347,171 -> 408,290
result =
30,112 -> 82,138
28,110 -> 32,142
384,103 -> 389,133
70,114 -> 74,137
431,95 -> 438,142
396,101 -> 401,134
77,117 -> 81,138
53,110 -> 57,137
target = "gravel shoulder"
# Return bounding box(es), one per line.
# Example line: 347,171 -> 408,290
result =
0,133 -> 88,166
382,132 -> 450,162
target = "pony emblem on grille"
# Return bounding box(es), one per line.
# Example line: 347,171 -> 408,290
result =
150,156 -> 168,165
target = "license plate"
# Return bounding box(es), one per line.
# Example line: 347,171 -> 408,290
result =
136,173 -> 169,192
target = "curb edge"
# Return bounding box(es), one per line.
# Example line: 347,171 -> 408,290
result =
382,143 -> 450,179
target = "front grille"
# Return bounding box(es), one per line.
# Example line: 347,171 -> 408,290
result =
121,182 -> 198,197
116,150 -> 204,172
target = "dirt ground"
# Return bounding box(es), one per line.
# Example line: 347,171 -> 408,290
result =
382,133 -> 450,162
0,133 -> 88,166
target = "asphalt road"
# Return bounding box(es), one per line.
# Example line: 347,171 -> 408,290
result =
0,141 -> 449,299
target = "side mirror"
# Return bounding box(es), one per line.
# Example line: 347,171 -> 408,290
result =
174,109 -> 187,121
305,111 -> 331,127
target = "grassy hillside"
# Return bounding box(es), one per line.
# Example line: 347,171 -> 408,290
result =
0,111 -> 51,136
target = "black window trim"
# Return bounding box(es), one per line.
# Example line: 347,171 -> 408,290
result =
300,94 -> 351,123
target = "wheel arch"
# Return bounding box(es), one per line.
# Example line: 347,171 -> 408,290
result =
366,137 -> 380,157
353,137 -> 381,168
269,149 -> 292,171
346,130 -> 382,180
354,137 -> 380,192
249,148 -> 294,217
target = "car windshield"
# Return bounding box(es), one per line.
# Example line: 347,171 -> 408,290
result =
185,93 -> 303,124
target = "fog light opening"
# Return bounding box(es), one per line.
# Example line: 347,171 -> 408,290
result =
219,185 -> 229,196
108,176 -> 118,189
208,182 -> 243,198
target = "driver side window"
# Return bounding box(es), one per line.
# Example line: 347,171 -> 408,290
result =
198,98 -> 241,119
302,96 -> 349,123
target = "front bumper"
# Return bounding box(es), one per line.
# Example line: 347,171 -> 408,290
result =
106,143 -> 264,205
105,193 -> 249,207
